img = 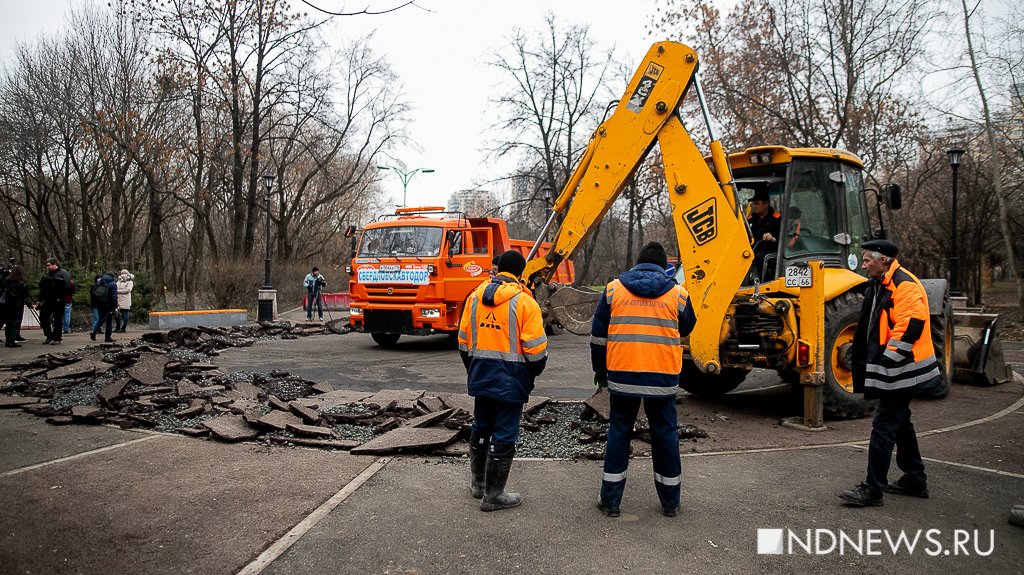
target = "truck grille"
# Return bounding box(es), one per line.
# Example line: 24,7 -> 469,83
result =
363,309 -> 414,334
365,286 -> 420,300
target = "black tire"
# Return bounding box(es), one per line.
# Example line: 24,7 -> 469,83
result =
679,360 -> 750,396
823,291 -> 876,419
371,332 -> 400,347
916,289 -> 953,399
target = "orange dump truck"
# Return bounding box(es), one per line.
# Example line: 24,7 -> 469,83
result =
346,207 -> 574,346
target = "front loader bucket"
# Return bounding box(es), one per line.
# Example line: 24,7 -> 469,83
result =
952,311 -> 1013,386
535,283 -> 602,335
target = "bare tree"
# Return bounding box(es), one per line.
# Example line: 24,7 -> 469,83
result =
958,0 -> 1023,317
653,0 -> 935,177
487,13 -> 616,283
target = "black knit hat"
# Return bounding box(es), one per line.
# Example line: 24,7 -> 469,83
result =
637,241 -> 668,269
751,189 -> 770,202
497,250 -> 527,277
862,239 -> 898,258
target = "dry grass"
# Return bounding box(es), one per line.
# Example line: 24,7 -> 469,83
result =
979,280 -> 1023,341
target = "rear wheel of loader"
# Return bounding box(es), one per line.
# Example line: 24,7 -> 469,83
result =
679,361 -> 750,396
916,289 -> 953,399
823,291 -> 876,419
371,332 -> 401,347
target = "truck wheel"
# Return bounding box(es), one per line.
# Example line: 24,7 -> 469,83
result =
916,289 -> 953,399
371,333 -> 400,347
679,360 -> 750,396
823,291 -> 875,419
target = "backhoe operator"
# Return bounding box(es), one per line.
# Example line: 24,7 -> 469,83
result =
747,189 -> 781,281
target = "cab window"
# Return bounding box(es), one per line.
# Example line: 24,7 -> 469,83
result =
842,164 -> 870,272
470,230 -> 490,254
784,161 -> 841,257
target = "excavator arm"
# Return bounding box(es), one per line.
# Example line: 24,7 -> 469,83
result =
523,41 -> 753,374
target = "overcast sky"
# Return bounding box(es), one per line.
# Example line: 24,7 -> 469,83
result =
0,0 -> 658,210
323,0 -> 658,209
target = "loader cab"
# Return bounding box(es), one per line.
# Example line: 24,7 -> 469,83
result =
732,147 -> 874,285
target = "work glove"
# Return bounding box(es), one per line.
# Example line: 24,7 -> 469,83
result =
594,374 -> 608,389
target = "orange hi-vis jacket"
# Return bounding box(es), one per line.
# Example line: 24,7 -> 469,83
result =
852,260 -> 940,395
591,264 -> 697,397
458,273 -> 547,404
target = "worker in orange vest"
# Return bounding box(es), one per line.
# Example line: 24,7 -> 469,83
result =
841,239 -> 939,507
458,250 -> 547,512
591,242 -> 697,518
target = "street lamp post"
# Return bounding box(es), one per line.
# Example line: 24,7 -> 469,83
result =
947,148 -> 965,295
377,165 -> 435,207
262,171 -> 274,289
257,171 -> 276,321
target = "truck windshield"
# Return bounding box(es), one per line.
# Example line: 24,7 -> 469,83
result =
358,226 -> 443,258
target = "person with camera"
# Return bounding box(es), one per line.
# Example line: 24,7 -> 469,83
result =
37,258 -> 72,345
303,267 -> 327,322
2,265 -> 30,348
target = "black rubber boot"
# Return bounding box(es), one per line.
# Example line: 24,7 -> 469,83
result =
468,432 -> 488,499
480,442 -> 521,512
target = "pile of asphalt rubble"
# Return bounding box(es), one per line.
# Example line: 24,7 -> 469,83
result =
0,321 -> 708,458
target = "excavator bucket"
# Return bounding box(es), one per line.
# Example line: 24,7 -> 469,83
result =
535,283 -> 602,336
952,310 -> 1014,386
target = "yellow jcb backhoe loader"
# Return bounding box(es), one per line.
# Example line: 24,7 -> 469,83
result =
522,41 -> 967,418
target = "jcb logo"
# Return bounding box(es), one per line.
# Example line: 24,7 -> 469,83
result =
684,198 -> 717,245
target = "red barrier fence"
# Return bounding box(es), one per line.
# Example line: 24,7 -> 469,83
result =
303,292 -> 352,311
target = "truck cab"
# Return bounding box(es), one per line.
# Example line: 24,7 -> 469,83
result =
346,207 -> 573,346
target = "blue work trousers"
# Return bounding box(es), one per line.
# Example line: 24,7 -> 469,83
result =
865,392 -> 926,495
306,290 -> 323,320
601,393 -> 681,511
471,396 -> 523,447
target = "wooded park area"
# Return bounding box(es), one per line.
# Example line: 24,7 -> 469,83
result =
1,0 -> 1021,316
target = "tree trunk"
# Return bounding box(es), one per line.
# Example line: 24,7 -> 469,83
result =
961,0 -> 1023,319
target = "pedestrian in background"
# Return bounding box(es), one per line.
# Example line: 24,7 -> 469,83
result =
591,241 -> 697,518
89,273 -> 117,342
114,269 -> 134,332
840,239 -> 938,507
303,267 -> 327,321
62,277 -> 76,334
37,258 -> 71,345
488,253 -> 500,278
3,265 -> 30,348
458,250 -> 547,512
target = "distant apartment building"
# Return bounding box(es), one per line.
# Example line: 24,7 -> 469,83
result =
446,189 -> 500,218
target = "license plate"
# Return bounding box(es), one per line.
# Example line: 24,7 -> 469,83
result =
785,266 -> 812,288
379,265 -> 400,272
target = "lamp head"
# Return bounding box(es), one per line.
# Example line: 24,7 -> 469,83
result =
946,148 -> 965,168
262,171 -> 275,190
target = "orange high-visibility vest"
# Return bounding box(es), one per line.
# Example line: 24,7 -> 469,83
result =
605,279 -> 686,380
